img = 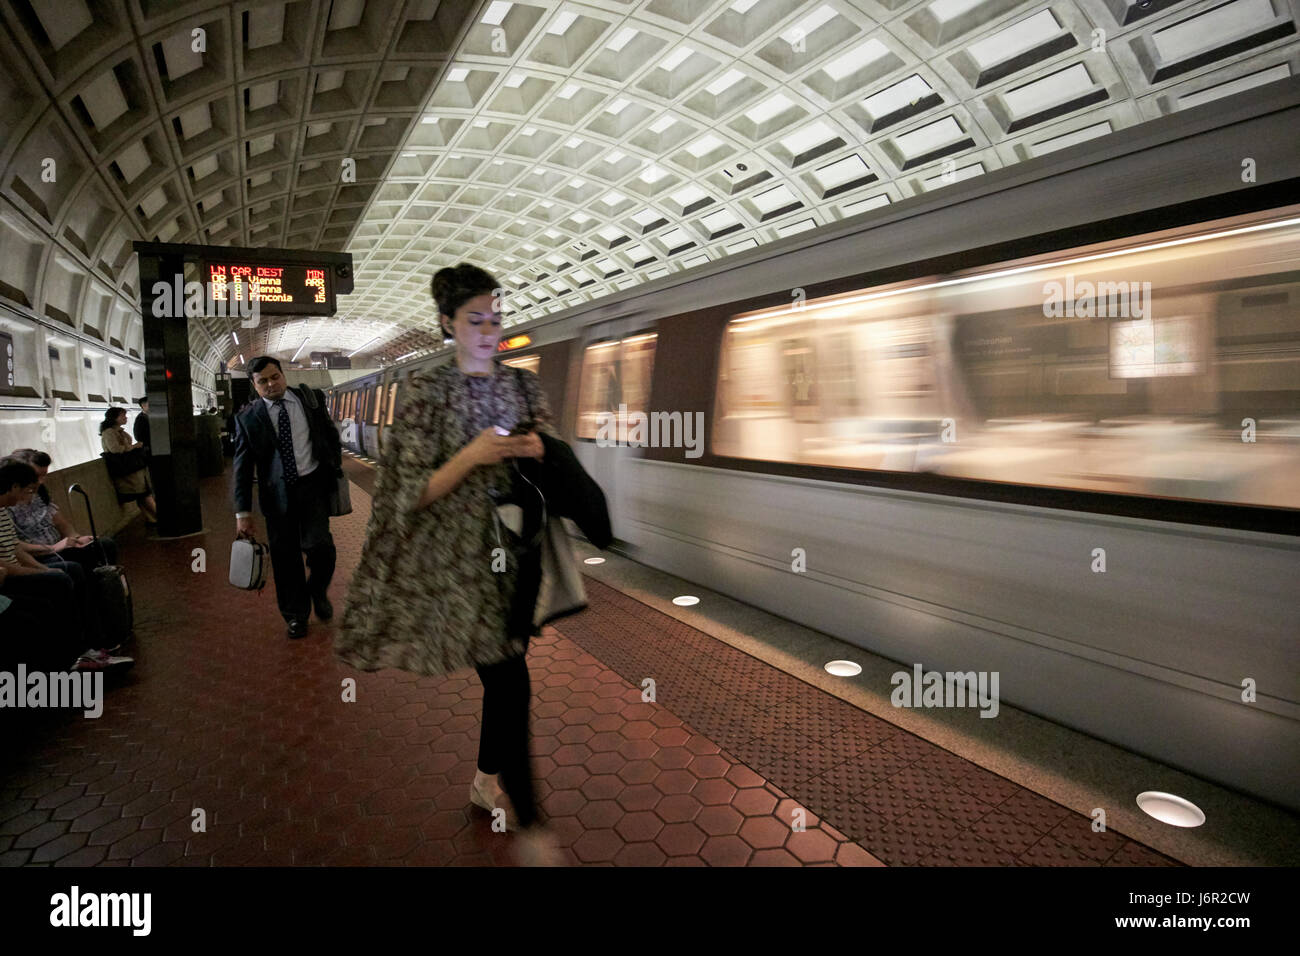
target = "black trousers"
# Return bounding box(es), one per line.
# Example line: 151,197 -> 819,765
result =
265,469 -> 336,624
0,568 -> 97,652
475,650 -> 539,829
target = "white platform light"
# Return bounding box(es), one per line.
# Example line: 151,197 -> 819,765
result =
672,595 -> 699,606
825,660 -> 862,677
1136,792 -> 1205,827
583,557 -> 605,564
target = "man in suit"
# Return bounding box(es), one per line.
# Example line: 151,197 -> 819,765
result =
234,356 -> 343,639
133,397 -> 150,451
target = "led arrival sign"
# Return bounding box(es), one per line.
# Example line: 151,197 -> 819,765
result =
202,260 -> 334,315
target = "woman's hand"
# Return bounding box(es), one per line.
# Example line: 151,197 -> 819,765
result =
514,431 -> 544,460
462,428 -> 527,468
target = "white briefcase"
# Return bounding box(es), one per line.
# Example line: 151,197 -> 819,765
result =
229,538 -> 269,591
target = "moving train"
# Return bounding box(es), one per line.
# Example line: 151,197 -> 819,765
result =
327,82 -> 1300,813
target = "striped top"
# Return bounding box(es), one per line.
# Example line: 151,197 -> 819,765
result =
0,507 -> 19,564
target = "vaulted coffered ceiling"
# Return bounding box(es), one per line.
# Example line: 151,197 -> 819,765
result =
1,0 -> 1297,386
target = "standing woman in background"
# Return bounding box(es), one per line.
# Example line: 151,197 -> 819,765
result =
338,263 -> 563,866
100,407 -> 158,526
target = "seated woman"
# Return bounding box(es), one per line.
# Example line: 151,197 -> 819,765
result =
6,448 -> 119,570
0,459 -> 131,671
99,407 -> 158,526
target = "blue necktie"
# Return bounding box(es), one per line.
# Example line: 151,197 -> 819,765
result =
275,400 -> 298,485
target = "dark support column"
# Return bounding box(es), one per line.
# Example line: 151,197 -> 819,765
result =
138,252 -> 202,537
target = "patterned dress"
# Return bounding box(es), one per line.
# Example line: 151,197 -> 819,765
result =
335,361 -> 559,677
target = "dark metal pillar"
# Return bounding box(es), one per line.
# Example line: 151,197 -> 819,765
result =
137,251 -> 202,537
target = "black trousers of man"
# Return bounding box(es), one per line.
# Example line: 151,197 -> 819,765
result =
266,467 -> 335,625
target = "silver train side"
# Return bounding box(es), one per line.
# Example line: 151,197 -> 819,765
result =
330,79 -> 1300,812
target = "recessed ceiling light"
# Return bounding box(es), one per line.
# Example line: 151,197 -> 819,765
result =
705,69 -> 745,96
446,68 -> 469,82
659,46 -> 694,72
520,126 -> 537,136
481,1 -> 512,26
601,190 -> 627,207
1136,792 -> 1205,827
565,136 -> 582,148
671,184 -> 707,206
558,82 -> 579,99
606,149 -> 626,163
864,75 -> 935,120
605,97 -> 630,115
504,72 -> 526,88
640,165 -> 667,183
473,119 -> 490,128
701,208 -> 738,231
821,38 -> 889,82
607,27 -> 637,51
569,177 -> 585,188
649,115 -> 677,134
731,0 -> 760,12
546,11 -> 578,35
745,92 -> 795,125
825,660 -> 862,676
420,116 -> 438,124
686,133 -> 723,157
781,120 -> 837,156
782,4 -> 837,46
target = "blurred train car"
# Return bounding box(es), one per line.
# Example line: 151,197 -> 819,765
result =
327,85 -> 1300,813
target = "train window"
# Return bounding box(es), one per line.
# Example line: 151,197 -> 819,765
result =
501,354 -> 540,374
371,384 -> 381,424
712,208 -> 1300,511
576,333 -> 657,440
386,382 -> 398,425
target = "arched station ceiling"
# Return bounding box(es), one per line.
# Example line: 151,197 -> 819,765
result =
1,0 -> 1297,380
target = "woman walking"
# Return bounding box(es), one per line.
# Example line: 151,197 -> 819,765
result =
99,407 -> 158,525
338,263 -> 564,866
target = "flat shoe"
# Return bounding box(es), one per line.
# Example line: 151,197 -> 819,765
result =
469,780 -> 518,828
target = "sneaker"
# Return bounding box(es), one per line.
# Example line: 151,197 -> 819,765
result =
74,651 -> 134,672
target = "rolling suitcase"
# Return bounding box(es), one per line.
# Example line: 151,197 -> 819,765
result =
68,483 -> 134,649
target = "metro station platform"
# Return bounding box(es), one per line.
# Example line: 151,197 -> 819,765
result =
2,463 -> 1296,868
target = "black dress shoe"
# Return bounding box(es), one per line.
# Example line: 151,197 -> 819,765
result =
312,594 -> 333,622
287,619 -> 309,639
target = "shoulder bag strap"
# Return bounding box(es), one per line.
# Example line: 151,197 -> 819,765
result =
514,365 -> 533,420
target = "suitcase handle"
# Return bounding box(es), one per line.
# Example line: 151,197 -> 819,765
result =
68,483 -> 110,567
